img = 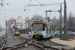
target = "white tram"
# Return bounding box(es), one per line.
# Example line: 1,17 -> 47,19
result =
31,20 -> 55,39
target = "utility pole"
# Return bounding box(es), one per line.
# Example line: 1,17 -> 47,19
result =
6,20 -> 7,35
59,4 -> 62,36
15,20 -> 16,28
64,0 -> 67,35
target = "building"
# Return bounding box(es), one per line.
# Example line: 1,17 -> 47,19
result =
16,16 -> 26,29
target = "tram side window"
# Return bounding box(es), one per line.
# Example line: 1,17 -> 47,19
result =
43,24 -> 45,31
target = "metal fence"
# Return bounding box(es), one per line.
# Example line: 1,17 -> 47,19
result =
20,28 -> 31,34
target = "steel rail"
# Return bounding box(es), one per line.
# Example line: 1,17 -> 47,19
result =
4,36 -> 61,50
0,35 -> 7,50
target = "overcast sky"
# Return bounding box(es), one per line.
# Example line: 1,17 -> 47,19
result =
0,0 -> 75,27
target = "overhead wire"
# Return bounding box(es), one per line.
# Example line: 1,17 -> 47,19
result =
0,0 -> 63,18
20,0 -> 32,16
36,4 -> 59,12
2,6 -> 6,11
36,6 -> 42,12
25,0 -> 63,12
20,10 -> 26,16
0,0 -> 32,25
0,5 -> 62,17
35,0 -> 44,12
0,7 -> 25,17
36,0 -> 41,5
4,0 -> 30,18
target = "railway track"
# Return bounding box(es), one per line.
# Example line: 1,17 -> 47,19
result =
2,36 -> 69,50
0,35 -> 7,50
3,40 -> 61,50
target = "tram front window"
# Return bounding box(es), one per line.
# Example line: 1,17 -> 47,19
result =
15,29 -> 19,32
33,24 -> 43,31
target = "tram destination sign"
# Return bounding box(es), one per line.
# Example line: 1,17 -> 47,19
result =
34,21 -> 42,23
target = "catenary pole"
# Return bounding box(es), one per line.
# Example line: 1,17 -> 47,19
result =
64,0 -> 67,35
59,4 -> 62,36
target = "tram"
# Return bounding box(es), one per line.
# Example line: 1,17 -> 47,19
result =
14,28 -> 20,36
31,20 -> 55,39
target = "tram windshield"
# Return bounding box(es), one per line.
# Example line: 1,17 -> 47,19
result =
33,23 -> 43,31
15,29 -> 19,32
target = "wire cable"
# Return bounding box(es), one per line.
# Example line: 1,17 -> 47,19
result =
36,6 -> 42,12
36,0 -> 41,5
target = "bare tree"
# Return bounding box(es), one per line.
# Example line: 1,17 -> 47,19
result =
68,12 -> 74,28
32,14 -> 43,20
72,17 -> 75,26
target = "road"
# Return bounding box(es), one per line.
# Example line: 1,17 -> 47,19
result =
6,33 -> 22,47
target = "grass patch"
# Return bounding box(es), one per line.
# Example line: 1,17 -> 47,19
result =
60,39 -> 71,41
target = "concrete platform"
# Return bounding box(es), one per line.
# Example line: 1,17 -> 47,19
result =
73,32 -> 75,34
6,33 -> 22,47
50,38 -> 75,47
